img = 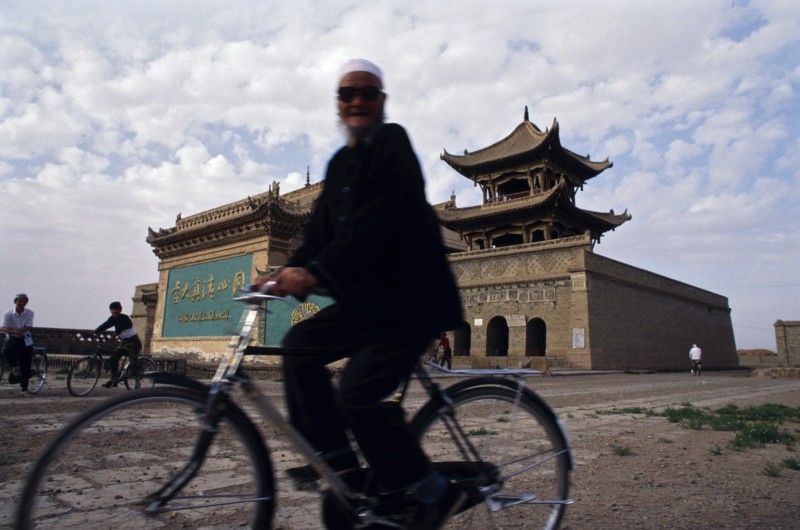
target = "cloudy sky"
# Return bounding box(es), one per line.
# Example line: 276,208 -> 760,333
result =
1,0 -> 798,350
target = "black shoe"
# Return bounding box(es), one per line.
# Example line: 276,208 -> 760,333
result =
102,380 -> 118,388
9,373 -> 19,385
411,483 -> 467,530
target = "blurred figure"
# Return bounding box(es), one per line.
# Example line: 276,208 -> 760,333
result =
689,344 -> 702,376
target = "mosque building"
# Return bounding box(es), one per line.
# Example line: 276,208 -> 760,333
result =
135,111 -> 738,371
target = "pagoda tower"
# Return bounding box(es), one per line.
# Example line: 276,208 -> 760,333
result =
432,109 -> 736,371
438,108 -> 630,250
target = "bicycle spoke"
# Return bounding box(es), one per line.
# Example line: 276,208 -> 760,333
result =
17,388 -> 274,528
413,383 -> 571,530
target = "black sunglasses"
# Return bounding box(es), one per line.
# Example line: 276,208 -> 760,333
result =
337,86 -> 383,103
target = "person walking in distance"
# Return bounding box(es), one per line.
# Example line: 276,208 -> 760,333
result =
437,332 -> 452,370
254,58 -> 465,528
689,344 -> 702,376
89,302 -> 142,387
1,293 -> 35,396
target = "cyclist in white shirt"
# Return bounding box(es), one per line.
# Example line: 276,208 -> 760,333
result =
1,293 -> 35,395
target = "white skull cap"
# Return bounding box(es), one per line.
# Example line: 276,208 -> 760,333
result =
338,58 -> 383,86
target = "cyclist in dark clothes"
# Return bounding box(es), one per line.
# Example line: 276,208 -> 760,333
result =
90,301 -> 142,387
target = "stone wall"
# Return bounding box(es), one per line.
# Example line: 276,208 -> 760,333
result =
578,252 -> 738,370
3,327 -> 114,356
131,283 -> 158,354
774,320 -> 800,366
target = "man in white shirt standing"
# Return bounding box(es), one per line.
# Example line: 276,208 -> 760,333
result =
689,344 -> 702,376
1,293 -> 35,395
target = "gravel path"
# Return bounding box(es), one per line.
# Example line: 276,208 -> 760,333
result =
1,370 -> 799,529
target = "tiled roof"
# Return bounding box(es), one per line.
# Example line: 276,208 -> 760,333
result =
436,178 -> 630,232
440,117 -> 611,176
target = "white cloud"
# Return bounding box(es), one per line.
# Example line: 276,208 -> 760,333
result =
1,0 -> 798,350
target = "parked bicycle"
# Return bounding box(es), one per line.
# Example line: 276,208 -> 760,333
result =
66,337 -> 158,397
1,345 -> 48,394
17,290 -> 572,529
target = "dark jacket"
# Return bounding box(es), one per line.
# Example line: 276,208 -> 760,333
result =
95,314 -> 137,338
288,123 -> 462,339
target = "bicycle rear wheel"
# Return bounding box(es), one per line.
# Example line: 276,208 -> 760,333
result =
27,350 -> 47,394
123,356 -> 158,390
16,386 -> 275,529
67,356 -> 100,397
411,380 -> 572,530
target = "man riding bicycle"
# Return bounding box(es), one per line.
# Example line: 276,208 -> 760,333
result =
89,301 -> 142,387
254,59 -> 465,528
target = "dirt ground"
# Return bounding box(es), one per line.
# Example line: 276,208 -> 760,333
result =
1,370 -> 799,529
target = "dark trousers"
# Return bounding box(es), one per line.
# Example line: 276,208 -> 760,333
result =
109,336 -> 142,378
282,304 -> 432,492
3,337 -> 32,391
441,351 -> 452,370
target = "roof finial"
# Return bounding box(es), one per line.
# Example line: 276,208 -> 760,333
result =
524,106 -> 529,121
306,166 -> 311,187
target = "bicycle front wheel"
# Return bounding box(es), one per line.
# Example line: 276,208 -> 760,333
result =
28,351 -> 48,394
16,386 -> 275,529
411,380 -> 572,530
123,356 -> 158,390
67,356 -> 100,397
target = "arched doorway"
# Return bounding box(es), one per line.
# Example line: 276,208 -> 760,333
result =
454,321 -> 471,356
526,318 -> 546,356
486,316 -> 509,356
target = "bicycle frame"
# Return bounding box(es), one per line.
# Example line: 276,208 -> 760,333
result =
91,346 -> 133,375
144,291 -> 569,528
147,296 -> 381,527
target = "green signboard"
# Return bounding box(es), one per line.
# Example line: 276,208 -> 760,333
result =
263,293 -> 335,346
162,254 -> 253,337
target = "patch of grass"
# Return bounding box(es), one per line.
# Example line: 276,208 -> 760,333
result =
708,415 -> 746,432
738,404 -> 800,423
496,415 -> 510,423
612,444 -> 633,456
600,402 -> 799,453
468,427 -> 498,436
0,453 -> 16,466
684,417 -> 706,430
662,405 -> 708,425
732,423 -> 793,450
709,445 -> 723,456
657,437 -> 673,444
782,457 -> 800,471
762,462 -> 782,477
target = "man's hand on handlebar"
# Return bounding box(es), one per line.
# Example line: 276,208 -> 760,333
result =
251,267 -> 319,297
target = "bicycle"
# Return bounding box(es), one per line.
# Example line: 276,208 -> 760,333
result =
16,290 -> 573,529
428,348 -> 444,365
66,337 -> 158,397
1,344 -> 48,395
